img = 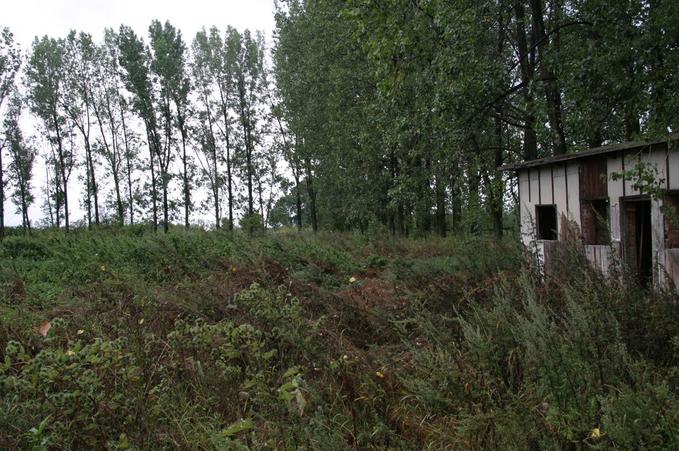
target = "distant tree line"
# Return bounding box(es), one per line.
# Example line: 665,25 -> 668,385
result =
0,22 -> 286,236
273,0 -> 679,237
1,1 -> 677,238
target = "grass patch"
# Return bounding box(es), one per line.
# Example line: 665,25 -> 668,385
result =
1,228 -> 678,448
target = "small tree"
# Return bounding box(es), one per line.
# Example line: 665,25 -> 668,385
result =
4,92 -> 35,233
26,36 -> 74,230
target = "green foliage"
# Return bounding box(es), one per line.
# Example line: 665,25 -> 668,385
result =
1,228 -> 678,448
239,213 -> 265,236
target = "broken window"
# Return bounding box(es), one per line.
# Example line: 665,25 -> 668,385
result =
582,199 -> 610,245
665,193 -> 679,249
536,205 -> 558,240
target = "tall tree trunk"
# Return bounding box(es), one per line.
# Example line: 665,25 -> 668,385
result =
491,117 -> 505,239
451,171 -> 461,233
0,147 -> 4,240
530,0 -> 567,155
113,170 -> 123,225
257,173 -> 265,227
468,155 -> 481,235
491,1 -> 507,238
162,180 -> 169,233
202,96 -> 220,229
435,173 -> 446,237
217,80 -> 233,230
179,120 -> 190,229
95,94 -> 124,225
52,112 -> 69,231
238,80 -> 254,216
387,150 -> 396,235
18,167 -> 30,233
85,139 -> 99,225
293,162 -> 302,230
146,127 -> 158,232
304,156 -> 318,233
85,155 -> 92,228
120,100 -> 134,225
174,99 -> 191,229
45,166 -> 54,228
226,140 -> 234,230
624,79 -> 641,141
514,0 -> 538,161
245,128 -> 254,216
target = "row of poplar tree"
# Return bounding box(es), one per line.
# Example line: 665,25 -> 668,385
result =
2,1 -> 678,238
273,0 -> 678,237
0,22 -> 288,236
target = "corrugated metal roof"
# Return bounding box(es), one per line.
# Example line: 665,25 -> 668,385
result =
499,133 -> 679,171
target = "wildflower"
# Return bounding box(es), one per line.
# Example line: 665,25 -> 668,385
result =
349,276 -> 357,283
77,329 -> 85,335
342,354 -> 349,361
138,318 -> 145,325
590,428 -> 601,439
67,350 -> 75,356
100,265 -> 106,272
375,371 -> 385,379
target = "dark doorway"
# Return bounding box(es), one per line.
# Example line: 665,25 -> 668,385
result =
623,199 -> 653,286
536,205 -> 558,240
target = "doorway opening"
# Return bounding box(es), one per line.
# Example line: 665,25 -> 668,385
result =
623,199 -> 652,286
536,205 -> 558,240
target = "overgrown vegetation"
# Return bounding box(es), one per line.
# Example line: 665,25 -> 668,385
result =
1,228 -> 678,449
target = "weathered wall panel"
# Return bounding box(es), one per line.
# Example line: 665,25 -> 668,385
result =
643,147 -> 668,191
664,249 -> 679,289
623,152 -> 641,196
651,198 -> 666,288
540,166 -> 554,205
519,171 -> 533,246
566,163 -> 581,227
580,157 -> 608,200
607,154 -> 624,241
669,148 -> 679,190
553,164 -> 569,238
664,194 -> 679,249
585,245 -> 616,276
530,168 -> 541,205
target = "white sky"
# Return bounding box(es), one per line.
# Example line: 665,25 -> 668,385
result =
5,0 -> 276,48
2,0 -> 277,227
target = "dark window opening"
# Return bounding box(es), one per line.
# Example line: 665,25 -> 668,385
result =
582,198 -> 610,245
623,199 -> 652,287
665,193 -> 679,249
536,205 -> 558,240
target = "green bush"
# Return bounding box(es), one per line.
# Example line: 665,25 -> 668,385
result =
240,213 -> 266,236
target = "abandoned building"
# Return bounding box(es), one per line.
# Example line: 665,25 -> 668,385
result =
502,134 -> 679,288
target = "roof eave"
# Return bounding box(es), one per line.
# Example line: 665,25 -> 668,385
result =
498,133 -> 679,172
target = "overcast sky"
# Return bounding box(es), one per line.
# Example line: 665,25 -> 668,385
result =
2,0 -> 277,227
5,0 -> 276,48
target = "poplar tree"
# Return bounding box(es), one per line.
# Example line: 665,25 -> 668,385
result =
92,29 -> 126,224
26,36 -> 73,230
232,29 -> 265,218
117,25 -> 161,231
0,27 -> 22,238
63,31 -> 100,227
4,92 -> 35,233
149,20 -> 193,228
191,29 -> 222,228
